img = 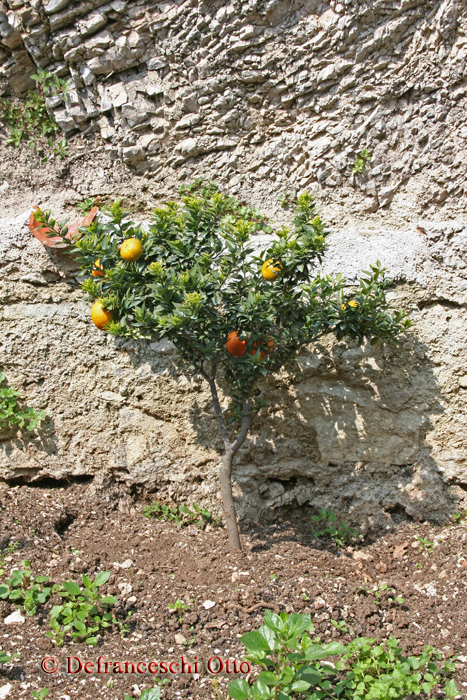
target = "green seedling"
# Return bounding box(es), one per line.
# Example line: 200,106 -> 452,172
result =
78,197 -> 99,215
331,620 -> 348,633
417,536 -> 434,554
372,583 -> 404,607
0,372 -> 46,431
46,571 -> 118,646
0,560 -> 52,615
168,598 -> 189,623
228,611 -> 458,700
31,690 -> 49,700
143,500 -> 221,529
352,148 -> 372,174
270,572 -> 277,582
279,191 -> 297,208
453,510 -> 467,523
125,688 -> 160,700
0,540 -> 20,576
310,508 -> 361,548
0,648 -> 18,664
0,69 -> 70,162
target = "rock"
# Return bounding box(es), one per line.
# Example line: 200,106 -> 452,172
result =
174,633 -> 187,645
4,610 -> 25,624
0,685 -> 13,699
393,542 -> 409,559
117,582 -> 132,596
202,600 -> 215,610
352,551 -> 373,561
43,0 -> 70,14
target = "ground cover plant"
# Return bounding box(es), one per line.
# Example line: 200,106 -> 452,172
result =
0,69 -> 69,161
228,611 -> 458,700
0,482 -> 465,699
47,571 -> 117,646
0,371 -> 46,431
310,508 -> 361,548
32,182 -> 411,551
143,500 -> 221,529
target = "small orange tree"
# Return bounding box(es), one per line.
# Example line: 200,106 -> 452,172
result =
35,182 -> 410,550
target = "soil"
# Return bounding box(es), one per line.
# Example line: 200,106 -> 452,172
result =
0,481 -> 466,699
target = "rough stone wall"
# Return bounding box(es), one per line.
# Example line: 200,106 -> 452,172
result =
0,0 -> 467,528
1,0 -> 467,219
1,210 -> 466,530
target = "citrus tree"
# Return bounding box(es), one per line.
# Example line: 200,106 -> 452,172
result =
34,182 -> 411,550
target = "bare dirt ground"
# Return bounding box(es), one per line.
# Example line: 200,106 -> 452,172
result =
0,480 -> 466,699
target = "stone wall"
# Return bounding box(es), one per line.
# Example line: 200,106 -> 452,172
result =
0,0 -> 466,528
1,210 -> 466,529
1,0 -> 467,218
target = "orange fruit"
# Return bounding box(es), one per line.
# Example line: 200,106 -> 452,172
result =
91,301 -> 113,329
251,336 -> 275,360
92,258 -> 104,278
226,331 -> 247,358
120,238 -> 143,262
261,258 -> 282,281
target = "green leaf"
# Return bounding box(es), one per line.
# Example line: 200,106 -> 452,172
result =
444,679 -> 458,699
228,679 -> 251,700
94,571 -> 111,586
240,630 -> 274,653
62,581 -> 81,596
140,688 -> 162,700
100,595 -> 117,606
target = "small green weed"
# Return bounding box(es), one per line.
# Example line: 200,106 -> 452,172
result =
77,196 -> 100,215
228,611 -> 458,700
352,148 -> 372,174
31,690 -> 49,700
453,510 -> 467,524
168,598 -> 189,622
310,508 -> 360,548
143,501 -> 221,529
47,571 -> 118,646
0,541 -> 19,576
372,583 -> 404,607
0,69 -> 70,162
417,536 -> 434,554
279,191 -> 297,208
0,648 -> 18,665
0,560 -> 52,615
0,372 -> 46,431
125,688 -> 160,700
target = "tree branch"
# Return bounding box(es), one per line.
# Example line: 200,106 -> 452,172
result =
232,396 -> 252,454
200,367 -> 231,450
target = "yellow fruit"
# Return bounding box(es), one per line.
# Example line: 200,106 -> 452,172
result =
91,301 -> 113,330
120,238 -> 143,262
348,300 -> 358,308
261,258 -> 282,281
92,258 -> 104,278
341,303 -> 347,310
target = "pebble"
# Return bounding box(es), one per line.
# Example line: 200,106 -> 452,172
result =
202,600 -> 216,610
4,611 -> 25,625
0,685 -> 12,699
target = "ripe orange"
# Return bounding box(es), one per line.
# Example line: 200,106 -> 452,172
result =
226,331 -> 247,357
251,336 -> 275,359
91,301 -> 113,329
120,238 -> 143,262
92,259 -> 104,278
261,258 -> 282,281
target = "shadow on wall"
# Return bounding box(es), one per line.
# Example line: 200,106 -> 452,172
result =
182,332 -> 451,532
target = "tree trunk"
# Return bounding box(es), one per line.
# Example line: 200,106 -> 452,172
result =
219,447 -> 241,550
202,370 -> 251,552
